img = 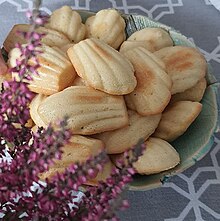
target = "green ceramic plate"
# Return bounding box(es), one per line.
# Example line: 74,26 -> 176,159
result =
2,10 -> 217,191
78,10 -> 220,191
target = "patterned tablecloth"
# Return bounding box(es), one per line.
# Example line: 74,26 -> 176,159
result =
0,1 -> 219,220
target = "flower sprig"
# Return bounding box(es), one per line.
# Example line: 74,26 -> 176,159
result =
80,140 -> 146,221
0,0 -> 146,220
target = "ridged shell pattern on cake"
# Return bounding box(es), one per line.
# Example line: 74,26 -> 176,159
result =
67,38 -> 137,95
31,86 -> 128,135
86,9 -> 126,49
8,45 -> 76,95
46,6 -> 86,43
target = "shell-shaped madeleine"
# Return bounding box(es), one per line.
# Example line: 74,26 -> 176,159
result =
112,137 -> 180,175
155,46 -> 207,94
85,9 -> 126,49
154,101 -> 202,142
170,78 -> 207,104
95,110 -> 161,154
8,45 -> 76,95
67,38 -> 137,95
126,28 -> 173,52
30,86 -> 128,135
40,135 -> 103,180
123,47 -> 172,115
46,6 -> 86,43
3,24 -> 71,52
53,135 -> 104,168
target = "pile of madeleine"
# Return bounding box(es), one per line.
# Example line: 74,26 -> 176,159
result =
1,6 -> 207,185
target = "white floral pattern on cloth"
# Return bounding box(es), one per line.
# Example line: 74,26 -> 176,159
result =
0,0 -> 219,220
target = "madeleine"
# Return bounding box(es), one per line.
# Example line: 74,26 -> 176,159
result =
8,45 -> 76,95
155,46 -> 207,94
30,86 -> 129,135
112,137 -> 180,175
67,38 -> 137,95
86,9 -> 126,49
154,101 -> 202,141
46,5 -> 86,43
123,47 -> 172,115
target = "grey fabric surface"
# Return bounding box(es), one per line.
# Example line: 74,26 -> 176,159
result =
0,1 -> 219,220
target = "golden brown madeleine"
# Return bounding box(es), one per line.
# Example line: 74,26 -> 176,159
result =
45,6 -> 86,43
111,137 -> 180,175
40,135 -> 104,181
85,9 -> 126,49
170,78 -> 207,104
30,86 -> 128,135
53,135 -> 104,168
154,46 -> 207,94
67,38 -> 137,95
95,110 -> 161,154
123,47 -> 172,115
3,24 -> 71,52
8,45 -> 76,95
126,28 -> 173,52
154,101 -> 202,142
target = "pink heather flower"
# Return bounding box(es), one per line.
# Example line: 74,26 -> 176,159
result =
0,0 -> 147,219
80,140 -> 146,221
0,80 -> 33,145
